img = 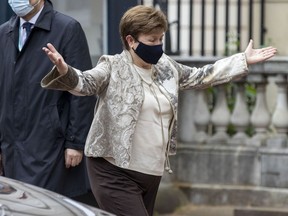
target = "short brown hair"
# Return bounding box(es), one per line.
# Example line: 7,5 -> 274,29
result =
119,5 -> 168,50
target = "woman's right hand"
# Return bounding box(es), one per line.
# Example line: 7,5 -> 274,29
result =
42,43 -> 68,75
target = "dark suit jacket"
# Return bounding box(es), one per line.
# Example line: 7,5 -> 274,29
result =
0,0 -> 96,197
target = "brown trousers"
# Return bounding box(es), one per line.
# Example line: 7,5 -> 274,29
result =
86,157 -> 162,216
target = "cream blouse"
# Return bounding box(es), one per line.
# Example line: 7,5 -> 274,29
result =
105,64 -> 173,176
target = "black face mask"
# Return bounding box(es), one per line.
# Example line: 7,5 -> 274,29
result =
132,40 -> 164,65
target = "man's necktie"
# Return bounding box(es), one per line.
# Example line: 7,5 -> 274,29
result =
22,22 -> 33,43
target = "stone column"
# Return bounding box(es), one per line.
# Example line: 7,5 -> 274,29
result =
177,90 -> 197,143
268,75 -> 288,147
194,90 -> 210,143
248,75 -> 270,146
228,82 -> 250,145
208,85 -> 230,144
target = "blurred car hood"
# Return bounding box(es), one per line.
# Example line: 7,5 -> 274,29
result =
0,176 -> 115,216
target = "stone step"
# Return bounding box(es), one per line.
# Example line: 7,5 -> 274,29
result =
176,183 -> 288,207
234,207 -> 288,216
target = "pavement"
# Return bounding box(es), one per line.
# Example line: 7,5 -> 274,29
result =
74,189 -> 288,216
159,205 -> 234,216
159,205 -> 288,216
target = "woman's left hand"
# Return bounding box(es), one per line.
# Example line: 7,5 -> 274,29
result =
245,39 -> 277,65
43,43 -> 68,75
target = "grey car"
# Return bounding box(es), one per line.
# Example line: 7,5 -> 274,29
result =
0,176 -> 115,216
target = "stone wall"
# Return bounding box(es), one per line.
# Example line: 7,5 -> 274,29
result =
173,144 -> 288,207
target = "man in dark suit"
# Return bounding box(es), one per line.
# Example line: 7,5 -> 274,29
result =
0,0 -> 97,202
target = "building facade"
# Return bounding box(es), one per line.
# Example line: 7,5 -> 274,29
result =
1,0 -> 287,58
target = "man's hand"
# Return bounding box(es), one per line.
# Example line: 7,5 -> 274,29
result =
65,149 -> 83,168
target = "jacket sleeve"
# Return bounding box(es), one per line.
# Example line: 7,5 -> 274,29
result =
41,65 -> 80,91
60,20 -> 96,150
41,59 -> 111,96
169,53 -> 249,90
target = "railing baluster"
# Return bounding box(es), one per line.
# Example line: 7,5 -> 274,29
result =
249,0 -> 253,40
194,90 -> 211,143
237,0 -> 241,52
269,75 -> 288,147
177,0 -> 181,53
228,82 -> 250,145
201,0 -> 206,56
225,0 -> 230,56
248,75 -> 270,147
260,0 -> 266,46
189,0 -> 193,56
208,86 -> 230,144
213,0 -> 217,56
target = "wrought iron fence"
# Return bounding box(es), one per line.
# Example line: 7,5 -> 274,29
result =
140,0 -> 266,56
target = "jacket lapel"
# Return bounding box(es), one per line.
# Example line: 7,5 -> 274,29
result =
7,16 -> 20,52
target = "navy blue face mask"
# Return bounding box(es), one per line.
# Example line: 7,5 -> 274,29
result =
132,39 -> 164,65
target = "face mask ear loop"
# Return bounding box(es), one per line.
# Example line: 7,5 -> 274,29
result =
130,35 -> 140,44
131,35 -> 139,52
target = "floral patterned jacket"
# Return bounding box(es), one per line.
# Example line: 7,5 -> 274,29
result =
41,50 -> 248,168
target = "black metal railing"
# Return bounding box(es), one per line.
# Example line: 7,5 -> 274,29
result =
140,0 -> 267,56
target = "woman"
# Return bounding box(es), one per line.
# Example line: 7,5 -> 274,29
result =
41,5 -> 276,216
